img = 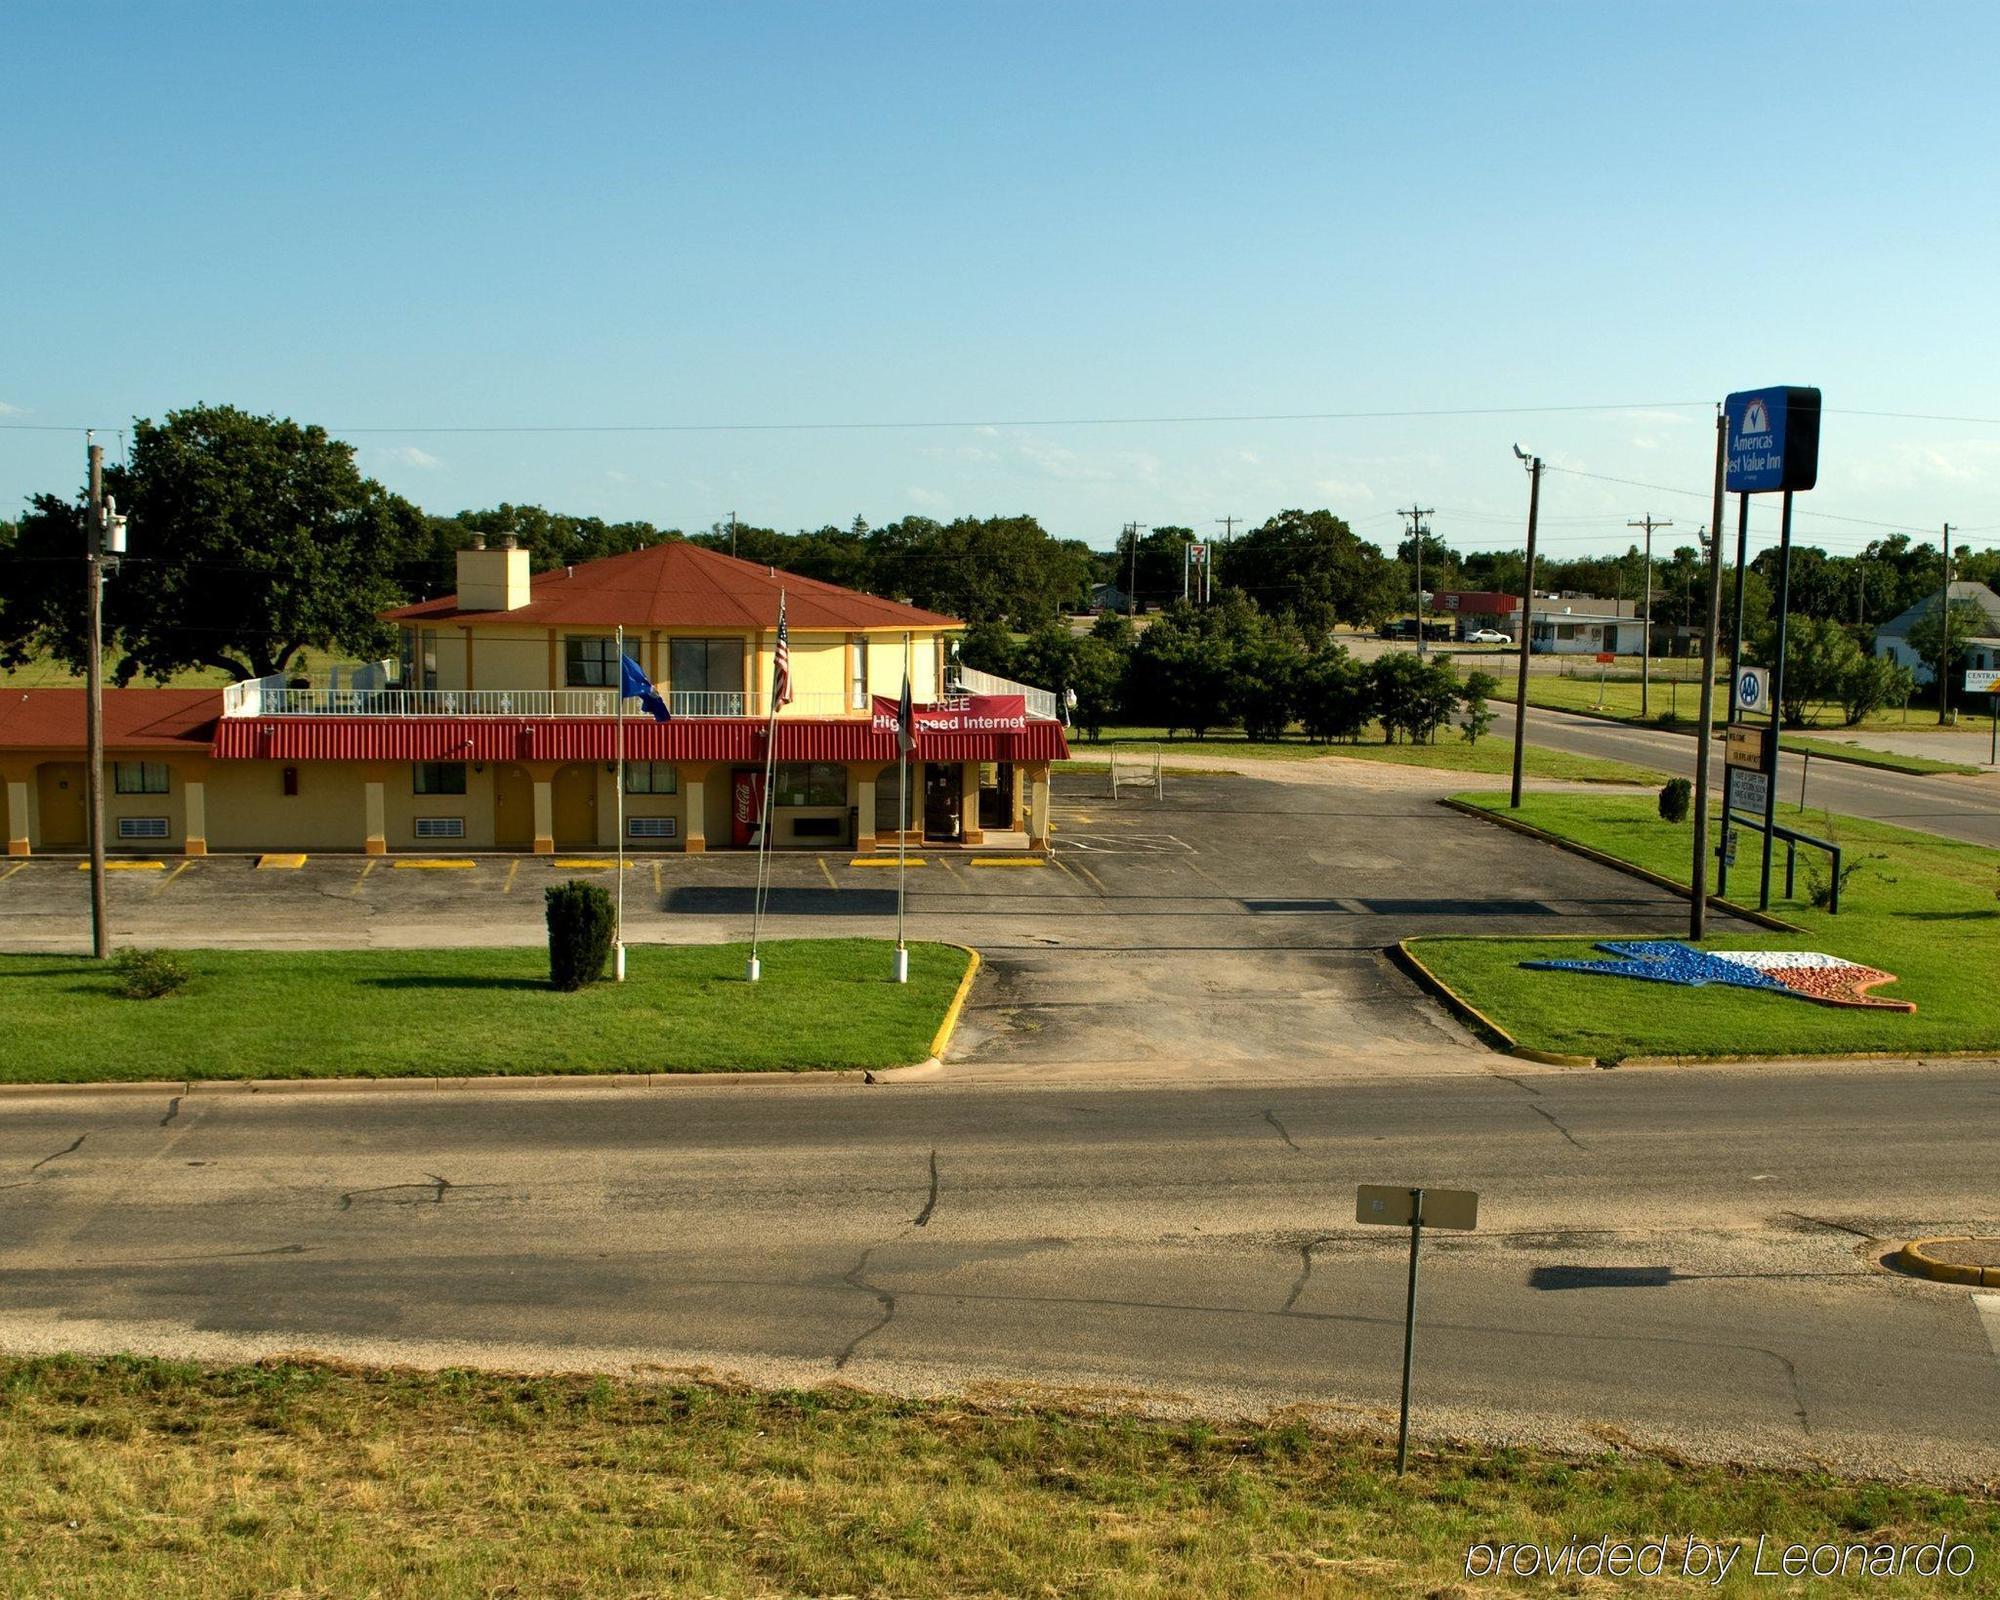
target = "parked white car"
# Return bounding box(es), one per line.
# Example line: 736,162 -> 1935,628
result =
1465,628 -> 1513,645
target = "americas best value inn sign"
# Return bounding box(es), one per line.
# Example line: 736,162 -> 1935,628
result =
1725,385 -> 1821,494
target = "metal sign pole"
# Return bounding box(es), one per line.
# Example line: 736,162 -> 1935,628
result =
615,625 -> 626,981
1690,412 -> 1727,940
1759,490 -> 1794,909
1396,1187 -> 1424,1476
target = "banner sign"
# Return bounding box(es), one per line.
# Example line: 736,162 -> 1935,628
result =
871,693 -> 1027,739
1966,669 -> 1999,694
1725,385 -> 1821,494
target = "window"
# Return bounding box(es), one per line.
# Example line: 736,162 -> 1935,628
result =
669,638 -> 746,706
623,762 -> 677,795
117,816 -> 170,839
413,762 -> 467,795
414,817 -> 466,839
564,634 -> 618,688
400,626 -> 438,690
113,761 -> 170,795
849,634 -> 869,709
773,763 -> 847,807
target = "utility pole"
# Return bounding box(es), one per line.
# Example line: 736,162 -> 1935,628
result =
728,511 -> 738,559
84,437 -> 110,959
1399,505 -> 1435,657
1215,515 -> 1238,590
1123,521 -> 1142,618
1690,410 -> 1727,941
1938,524 -> 1953,725
1627,515 -> 1672,719
1508,456 -> 1540,808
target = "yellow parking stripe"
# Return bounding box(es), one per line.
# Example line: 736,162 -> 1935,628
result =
552,858 -> 637,869
502,859 -> 520,894
817,857 -> 838,890
0,863 -> 25,885
80,860 -> 164,871
256,853 -> 307,869
969,856 -> 1046,867
156,860 -> 195,889
392,858 -> 476,870
849,857 -> 924,868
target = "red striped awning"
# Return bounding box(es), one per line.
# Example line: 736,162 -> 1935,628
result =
209,716 -> 1070,764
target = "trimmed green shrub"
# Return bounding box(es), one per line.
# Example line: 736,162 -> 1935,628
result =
110,947 -> 193,1000
545,880 -> 615,991
1658,777 -> 1692,824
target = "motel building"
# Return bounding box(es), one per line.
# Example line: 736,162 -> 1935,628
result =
0,539 -> 1070,859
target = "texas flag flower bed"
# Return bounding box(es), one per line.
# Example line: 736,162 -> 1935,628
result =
1523,941 -> 1915,1012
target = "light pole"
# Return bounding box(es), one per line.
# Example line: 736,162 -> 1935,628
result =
1508,446 -> 1542,810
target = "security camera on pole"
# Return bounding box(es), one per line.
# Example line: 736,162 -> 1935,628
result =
82,434 -> 129,961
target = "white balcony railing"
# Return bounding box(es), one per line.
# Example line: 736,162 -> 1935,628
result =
947,664 -> 1061,722
220,685 -> 850,720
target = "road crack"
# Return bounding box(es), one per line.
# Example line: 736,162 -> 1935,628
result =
912,1150 -> 940,1227
1527,1104 -> 1585,1150
1262,1110 -> 1302,1154
835,1247 -> 897,1369
340,1173 -> 456,1210
1282,1234 -> 1334,1314
29,1135 -> 85,1172
160,1095 -> 183,1128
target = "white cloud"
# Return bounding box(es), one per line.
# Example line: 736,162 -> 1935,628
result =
1015,439 -> 1163,485
1312,477 -> 1375,502
905,486 -> 950,509
0,400 -> 24,416
376,445 -> 443,470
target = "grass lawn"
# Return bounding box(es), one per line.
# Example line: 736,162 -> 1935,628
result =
0,940 -> 968,1082
2,1359 -> 1991,1600
1060,727 -> 1660,784
1413,793 -> 2000,1062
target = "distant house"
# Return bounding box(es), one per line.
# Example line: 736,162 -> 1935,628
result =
1089,581 -> 1129,613
1524,595 -> 1638,655
1873,582 -> 2000,684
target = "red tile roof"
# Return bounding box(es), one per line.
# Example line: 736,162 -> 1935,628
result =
383,541 -> 961,632
0,689 -> 222,752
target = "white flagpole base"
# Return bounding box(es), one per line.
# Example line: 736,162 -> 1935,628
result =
613,943 -> 626,983
893,945 -> 908,984
745,955 -> 761,984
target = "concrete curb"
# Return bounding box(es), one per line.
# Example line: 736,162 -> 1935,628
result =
928,944 -> 983,1061
1893,1238 -> 2000,1288
1439,797 -> 1807,933
1388,940 -> 1601,1069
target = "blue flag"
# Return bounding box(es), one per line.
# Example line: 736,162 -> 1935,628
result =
620,654 -> 671,723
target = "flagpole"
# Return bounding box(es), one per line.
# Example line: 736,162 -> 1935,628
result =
748,591 -> 784,983
895,629 -> 910,984
614,625 -> 626,982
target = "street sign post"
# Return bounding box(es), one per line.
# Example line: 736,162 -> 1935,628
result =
1724,385 -> 1820,910
1356,1184 -> 1479,1474
1733,666 -> 1768,715
1969,670 -> 2000,765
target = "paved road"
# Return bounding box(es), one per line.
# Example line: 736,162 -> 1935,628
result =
1496,703 -> 2000,848
3,1061 -> 1995,1483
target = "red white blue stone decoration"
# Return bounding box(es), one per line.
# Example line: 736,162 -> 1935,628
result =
1523,941 -> 1914,1012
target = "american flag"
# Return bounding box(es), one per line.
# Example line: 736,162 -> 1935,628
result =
771,594 -> 793,710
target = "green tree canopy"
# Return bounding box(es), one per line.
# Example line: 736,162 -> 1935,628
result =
1,405 -> 425,683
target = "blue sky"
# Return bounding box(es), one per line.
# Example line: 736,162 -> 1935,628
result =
6,2 -> 1999,561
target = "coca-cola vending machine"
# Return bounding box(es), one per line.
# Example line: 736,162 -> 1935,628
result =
731,767 -> 765,848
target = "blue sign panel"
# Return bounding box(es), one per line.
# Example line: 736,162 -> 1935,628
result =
1725,386 -> 1821,494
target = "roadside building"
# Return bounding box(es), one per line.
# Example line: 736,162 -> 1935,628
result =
1872,582 -> 2000,684
1428,590 -> 1520,637
1525,595 -> 1638,655
1,539 -> 1067,858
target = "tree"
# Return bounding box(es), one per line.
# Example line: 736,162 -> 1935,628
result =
1906,598 -> 1990,700
955,620 -> 1018,677
1066,636 -> 1126,742
1296,645 -> 1374,743
1460,669 -> 1499,745
1228,509 -> 1401,633
1838,654 -> 1914,726
1227,630 -> 1303,742
1371,653 -> 1461,744
0,405 -> 425,683
1752,613 -> 1863,727
1126,603 -> 1233,737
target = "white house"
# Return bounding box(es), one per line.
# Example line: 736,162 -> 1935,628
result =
1873,582 -> 2000,685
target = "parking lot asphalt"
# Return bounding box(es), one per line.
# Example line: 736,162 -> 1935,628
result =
1,767 -> 1720,1075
